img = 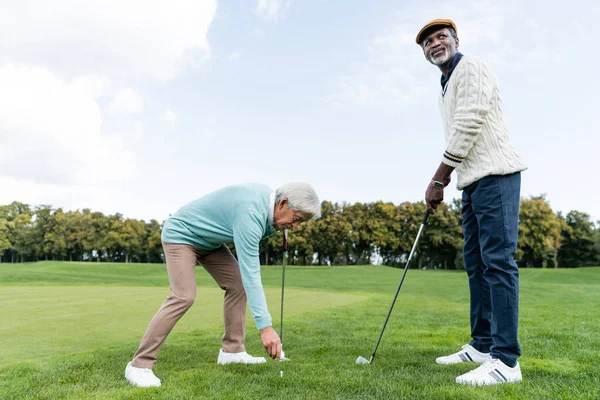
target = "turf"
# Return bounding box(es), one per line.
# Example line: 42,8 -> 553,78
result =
1,261 -> 599,399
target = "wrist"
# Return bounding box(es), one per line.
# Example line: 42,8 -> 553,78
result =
260,326 -> 273,334
431,179 -> 445,190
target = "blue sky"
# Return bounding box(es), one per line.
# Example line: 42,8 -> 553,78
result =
1,0 -> 599,223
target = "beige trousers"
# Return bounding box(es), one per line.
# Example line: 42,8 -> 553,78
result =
131,242 -> 247,368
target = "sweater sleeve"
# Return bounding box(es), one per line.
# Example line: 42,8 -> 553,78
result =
232,210 -> 272,330
442,58 -> 494,167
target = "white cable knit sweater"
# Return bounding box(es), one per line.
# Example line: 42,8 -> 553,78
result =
439,55 -> 527,190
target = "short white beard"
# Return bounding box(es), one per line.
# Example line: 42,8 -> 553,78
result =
428,49 -> 452,66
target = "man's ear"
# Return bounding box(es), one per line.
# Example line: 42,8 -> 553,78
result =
278,198 -> 288,210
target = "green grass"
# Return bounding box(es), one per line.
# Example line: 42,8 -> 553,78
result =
1,261 -> 599,399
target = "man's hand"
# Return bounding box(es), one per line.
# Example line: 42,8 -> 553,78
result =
425,180 -> 444,213
260,326 -> 282,360
426,161 -> 455,213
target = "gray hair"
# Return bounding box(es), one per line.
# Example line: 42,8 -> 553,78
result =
275,182 -> 321,219
448,27 -> 458,39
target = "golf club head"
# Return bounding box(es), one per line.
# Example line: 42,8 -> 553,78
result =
355,356 -> 371,365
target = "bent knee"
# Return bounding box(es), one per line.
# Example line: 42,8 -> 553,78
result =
181,296 -> 195,308
227,281 -> 245,293
169,292 -> 196,309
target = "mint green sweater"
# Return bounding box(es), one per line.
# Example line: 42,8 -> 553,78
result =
161,183 -> 276,330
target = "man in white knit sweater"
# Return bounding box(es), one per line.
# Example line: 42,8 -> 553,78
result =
416,19 -> 527,386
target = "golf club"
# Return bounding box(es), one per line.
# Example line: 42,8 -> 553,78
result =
356,210 -> 430,365
279,229 -> 289,377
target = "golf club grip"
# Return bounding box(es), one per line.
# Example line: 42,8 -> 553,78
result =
422,210 -> 430,225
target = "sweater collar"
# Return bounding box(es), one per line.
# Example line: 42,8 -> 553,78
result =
441,52 -> 464,91
268,191 -> 276,227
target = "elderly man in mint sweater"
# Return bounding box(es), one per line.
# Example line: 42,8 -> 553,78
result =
417,19 -> 527,386
125,182 -> 320,388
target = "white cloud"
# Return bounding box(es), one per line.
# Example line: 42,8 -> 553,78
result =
327,30 -> 433,107
0,0 -> 218,83
164,108 -> 176,126
0,64 -> 136,186
256,0 -> 292,21
0,1 -> 220,210
526,17 -> 538,29
133,121 -> 144,139
108,88 -> 143,115
328,0 -> 522,107
228,52 -> 241,61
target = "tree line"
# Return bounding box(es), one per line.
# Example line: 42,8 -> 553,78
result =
1,196 -> 599,268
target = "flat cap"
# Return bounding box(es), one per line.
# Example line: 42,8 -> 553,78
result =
415,19 -> 457,45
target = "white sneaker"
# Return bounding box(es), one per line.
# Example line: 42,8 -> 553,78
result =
436,344 -> 490,365
217,349 -> 267,365
456,358 -> 522,386
124,361 -> 161,388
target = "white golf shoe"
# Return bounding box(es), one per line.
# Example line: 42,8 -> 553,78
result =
217,348 -> 266,365
124,361 -> 161,388
436,344 -> 490,365
456,358 -> 522,386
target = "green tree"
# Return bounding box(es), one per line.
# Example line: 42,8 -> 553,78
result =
78,209 -> 96,261
104,214 -> 126,262
517,196 -> 564,268
89,211 -> 110,261
343,202 -> 373,265
33,205 -> 55,260
595,221 -> 600,261
419,202 -> 463,269
1,202 -> 32,262
311,201 -> 350,265
11,213 -> 36,262
0,218 -> 11,260
370,201 -> 403,266
558,211 -> 598,268
63,210 -> 87,261
145,219 -> 164,263
122,218 -> 146,263
44,208 -> 69,261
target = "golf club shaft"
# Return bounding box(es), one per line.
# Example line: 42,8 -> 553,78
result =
279,229 -> 288,348
368,210 -> 430,362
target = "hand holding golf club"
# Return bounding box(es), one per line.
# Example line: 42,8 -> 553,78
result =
260,326 -> 282,360
425,180 -> 444,213
425,163 -> 453,213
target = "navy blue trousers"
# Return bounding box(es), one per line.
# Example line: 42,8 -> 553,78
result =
462,172 -> 521,367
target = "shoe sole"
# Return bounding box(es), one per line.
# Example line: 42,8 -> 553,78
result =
125,376 -> 161,388
217,360 -> 266,365
456,378 -> 522,386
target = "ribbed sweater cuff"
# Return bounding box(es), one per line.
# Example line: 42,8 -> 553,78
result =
255,315 -> 273,331
442,151 -> 464,168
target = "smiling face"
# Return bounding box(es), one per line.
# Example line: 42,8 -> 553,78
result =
272,198 -> 313,231
422,26 -> 459,68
